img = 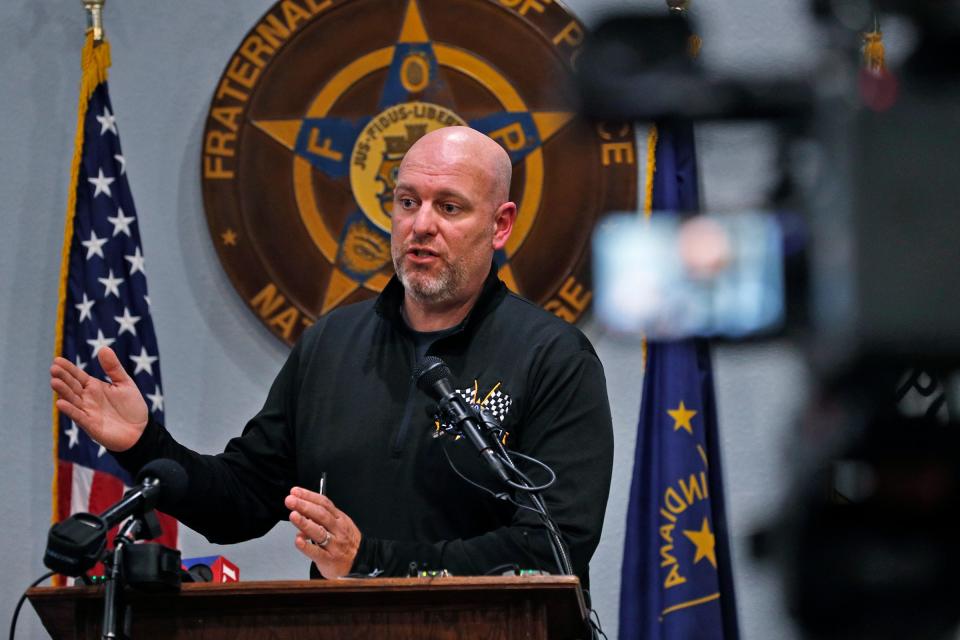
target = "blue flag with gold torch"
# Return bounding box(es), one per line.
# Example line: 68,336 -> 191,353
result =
618,121 -> 740,639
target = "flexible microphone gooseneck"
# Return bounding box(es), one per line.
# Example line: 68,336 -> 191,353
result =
103,458 -> 189,525
413,356 -> 512,483
412,356 -> 574,577
44,458 -> 188,576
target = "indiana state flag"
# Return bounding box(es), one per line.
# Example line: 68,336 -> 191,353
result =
618,122 -> 740,639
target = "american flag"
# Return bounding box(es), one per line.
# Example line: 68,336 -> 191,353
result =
53,35 -> 177,576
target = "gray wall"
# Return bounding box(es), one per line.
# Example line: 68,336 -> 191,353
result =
1,1 -> 823,637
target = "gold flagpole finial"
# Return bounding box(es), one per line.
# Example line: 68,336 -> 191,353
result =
666,0 -> 700,58
862,13 -> 885,74
81,0 -> 106,42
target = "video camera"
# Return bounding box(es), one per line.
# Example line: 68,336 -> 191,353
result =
577,3 -> 960,638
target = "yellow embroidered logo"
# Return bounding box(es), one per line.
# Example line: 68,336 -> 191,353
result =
434,380 -> 512,445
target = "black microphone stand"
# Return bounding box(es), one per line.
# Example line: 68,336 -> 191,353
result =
100,510 -> 162,640
413,357 -> 573,577
101,520 -> 135,640
100,511 -> 160,640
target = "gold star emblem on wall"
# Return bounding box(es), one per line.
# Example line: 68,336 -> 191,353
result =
682,517 -> 717,568
668,401 -> 697,435
221,228 -> 238,246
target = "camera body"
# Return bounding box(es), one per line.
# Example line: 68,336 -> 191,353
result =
578,4 -> 960,638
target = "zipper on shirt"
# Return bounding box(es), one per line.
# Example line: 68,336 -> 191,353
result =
391,340 -> 424,457
391,327 -> 459,456
391,376 -> 420,457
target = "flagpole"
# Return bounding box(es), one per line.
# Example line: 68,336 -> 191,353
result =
82,0 -> 106,42
51,0 -> 114,585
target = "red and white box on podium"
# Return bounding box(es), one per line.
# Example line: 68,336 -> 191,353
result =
182,555 -> 239,583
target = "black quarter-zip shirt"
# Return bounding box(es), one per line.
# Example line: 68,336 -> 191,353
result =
116,267 -> 614,587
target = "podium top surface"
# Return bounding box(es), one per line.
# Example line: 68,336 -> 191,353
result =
28,576 -> 589,640
28,574 -> 584,598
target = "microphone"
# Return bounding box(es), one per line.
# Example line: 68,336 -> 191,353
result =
44,458 -> 188,576
102,458 -> 189,527
413,356 -> 511,484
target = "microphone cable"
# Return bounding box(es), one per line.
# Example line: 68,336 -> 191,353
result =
438,424 -> 573,577
441,444 -> 606,640
8,570 -> 55,640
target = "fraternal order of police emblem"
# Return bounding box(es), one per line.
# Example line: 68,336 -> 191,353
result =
201,0 -> 638,345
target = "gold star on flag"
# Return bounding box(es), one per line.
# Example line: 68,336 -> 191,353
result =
668,401 -> 697,434
683,517 -> 717,568
221,228 -> 238,246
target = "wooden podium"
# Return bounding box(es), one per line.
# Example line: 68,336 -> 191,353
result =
28,576 -> 589,639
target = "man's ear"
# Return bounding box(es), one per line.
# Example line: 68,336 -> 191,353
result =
491,202 -> 517,250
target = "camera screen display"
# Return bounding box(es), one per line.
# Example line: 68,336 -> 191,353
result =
592,212 -> 785,339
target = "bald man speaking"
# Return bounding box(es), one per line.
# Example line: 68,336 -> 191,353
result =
51,127 -> 614,587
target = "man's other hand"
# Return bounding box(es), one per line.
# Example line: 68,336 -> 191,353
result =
286,487 -> 362,579
50,346 -> 149,452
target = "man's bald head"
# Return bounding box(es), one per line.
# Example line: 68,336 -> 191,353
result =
390,125 -> 518,326
399,126 -> 512,204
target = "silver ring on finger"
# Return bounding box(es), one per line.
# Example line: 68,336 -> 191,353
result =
316,529 -> 333,548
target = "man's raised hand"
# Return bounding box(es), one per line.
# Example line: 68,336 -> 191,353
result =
50,346 -> 148,452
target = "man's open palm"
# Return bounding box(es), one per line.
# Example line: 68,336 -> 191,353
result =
50,346 -> 148,452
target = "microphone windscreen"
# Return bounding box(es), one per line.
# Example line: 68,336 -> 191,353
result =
413,356 -> 451,394
136,458 -> 189,508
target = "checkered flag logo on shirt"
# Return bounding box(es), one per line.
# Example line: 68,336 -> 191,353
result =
471,388 -> 512,425
434,384 -> 513,442
52,35 -> 178,578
